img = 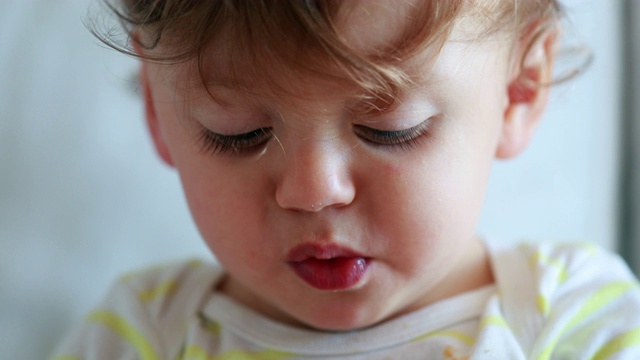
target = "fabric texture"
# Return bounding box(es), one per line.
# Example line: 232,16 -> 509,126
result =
51,242 -> 640,360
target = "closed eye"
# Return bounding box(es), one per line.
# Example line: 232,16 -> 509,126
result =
353,120 -> 432,150
198,127 -> 273,155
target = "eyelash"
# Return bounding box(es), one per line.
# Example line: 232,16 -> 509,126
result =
353,120 -> 432,150
198,120 -> 432,156
198,127 -> 273,155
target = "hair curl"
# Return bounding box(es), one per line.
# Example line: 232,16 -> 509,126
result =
89,0 -> 564,100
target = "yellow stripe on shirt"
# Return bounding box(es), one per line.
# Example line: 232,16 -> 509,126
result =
480,315 -> 508,329
530,251 -> 569,284
183,345 -> 292,360
592,327 -> 640,360
138,279 -> 178,302
183,345 -> 213,360
536,294 -> 550,316
87,310 -> 159,360
535,282 -> 638,360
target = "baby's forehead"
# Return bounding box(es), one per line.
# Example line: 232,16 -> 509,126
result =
333,0 -> 421,55
168,49 -> 431,110
153,2 -> 461,92
150,0 -> 519,110
161,37 -> 510,123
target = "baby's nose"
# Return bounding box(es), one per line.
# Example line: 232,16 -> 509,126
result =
274,142 -> 355,212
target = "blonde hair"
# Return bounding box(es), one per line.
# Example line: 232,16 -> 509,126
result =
90,0 -> 562,102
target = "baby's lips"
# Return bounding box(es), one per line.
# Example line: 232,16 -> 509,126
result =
286,242 -> 370,290
290,257 -> 369,290
286,242 -> 365,262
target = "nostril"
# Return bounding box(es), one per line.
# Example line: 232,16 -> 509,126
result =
275,182 -> 353,212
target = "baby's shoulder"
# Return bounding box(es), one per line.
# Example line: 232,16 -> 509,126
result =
517,241 -> 637,292
494,241 -> 640,358
116,259 -> 221,296
508,241 -> 639,316
51,259 -> 223,359
107,259 -> 223,319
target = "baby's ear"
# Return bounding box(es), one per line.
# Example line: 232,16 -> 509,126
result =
496,26 -> 559,159
138,60 -> 175,167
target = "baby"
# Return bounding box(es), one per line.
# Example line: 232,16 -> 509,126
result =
53,0 -> 640,359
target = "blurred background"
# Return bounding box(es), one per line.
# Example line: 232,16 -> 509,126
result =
0,1 -> 638,359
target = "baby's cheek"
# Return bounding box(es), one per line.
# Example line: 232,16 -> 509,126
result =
382,163 -> 402,176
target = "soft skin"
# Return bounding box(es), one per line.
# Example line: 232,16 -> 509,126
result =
139,1 -> 555,331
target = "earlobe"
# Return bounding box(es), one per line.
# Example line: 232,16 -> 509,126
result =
496,26 -> 558,160
140,63 -> 175,167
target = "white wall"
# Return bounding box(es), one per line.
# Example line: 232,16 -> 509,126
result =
0,1 -> 622,359
478,0 -> 622,249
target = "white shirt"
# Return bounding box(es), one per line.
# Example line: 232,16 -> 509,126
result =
51,242 -> 640,359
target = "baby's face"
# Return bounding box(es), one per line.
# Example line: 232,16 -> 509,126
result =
144,2 -> 517,330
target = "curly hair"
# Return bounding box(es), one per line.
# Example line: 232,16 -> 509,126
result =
89,0 -> 563,100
